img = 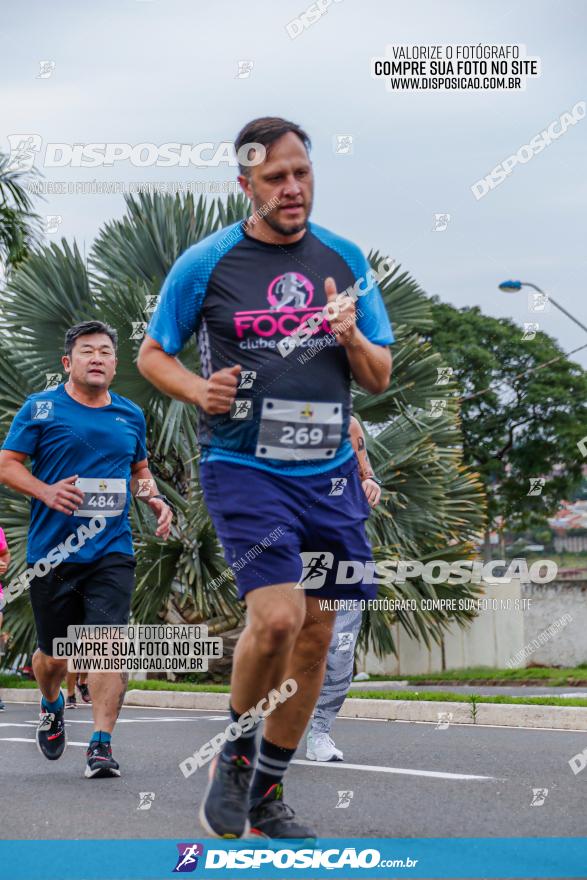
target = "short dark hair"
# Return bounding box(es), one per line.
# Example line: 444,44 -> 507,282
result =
64,321 -> 118,358
234,116 -> 311,175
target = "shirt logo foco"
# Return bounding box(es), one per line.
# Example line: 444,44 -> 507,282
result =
268,272 -> 313,310
233,271 -> 328,339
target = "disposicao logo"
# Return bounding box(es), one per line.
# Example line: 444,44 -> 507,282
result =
173,843 -> 204,872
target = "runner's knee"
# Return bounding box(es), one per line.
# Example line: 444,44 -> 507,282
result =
297,618 -> 334,659
251,611 -> 302,656
34,649 -> 67,669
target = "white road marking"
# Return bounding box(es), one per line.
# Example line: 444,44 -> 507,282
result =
132,715 -> 229,722
30,716 -> 225,725
292,759 -> 494,781
0,738 -> 87,747
0,738 -> 495,778
0,723 -> 36,728
117,715 -> 229,723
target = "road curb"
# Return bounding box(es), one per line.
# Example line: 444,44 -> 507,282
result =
341,698 -> 587,730
5,688 -> 587,730
125,689 -> 229,711
2,688 -> 41,703
119,691 -> 587,729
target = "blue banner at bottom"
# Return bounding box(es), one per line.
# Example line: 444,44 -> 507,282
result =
0,837 -> 585,879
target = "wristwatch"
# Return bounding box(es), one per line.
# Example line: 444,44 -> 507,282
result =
364,475 -> 382,485
152,493 -> 175,512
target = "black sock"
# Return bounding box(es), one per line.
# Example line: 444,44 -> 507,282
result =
220,703 -> 260,765
249,737 -> 296,804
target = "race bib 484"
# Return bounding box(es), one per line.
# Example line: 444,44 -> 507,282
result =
74,478 -> 127,517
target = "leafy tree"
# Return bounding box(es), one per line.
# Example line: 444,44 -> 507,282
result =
429,300 -> 587,557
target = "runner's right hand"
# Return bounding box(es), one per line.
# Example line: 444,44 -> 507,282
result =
199,365 -> 242,414
40,475 -> 85,515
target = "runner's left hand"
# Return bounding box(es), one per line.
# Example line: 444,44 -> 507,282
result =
324,277 -> 357,346
362,478 -> 381,507
147,496 -> 173,540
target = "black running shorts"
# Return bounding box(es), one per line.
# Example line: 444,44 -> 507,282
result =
29,552 -> 136,656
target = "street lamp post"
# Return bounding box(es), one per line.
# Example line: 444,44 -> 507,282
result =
498,280 -> 587,336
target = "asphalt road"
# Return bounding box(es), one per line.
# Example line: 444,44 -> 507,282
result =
1,699 -> 587,844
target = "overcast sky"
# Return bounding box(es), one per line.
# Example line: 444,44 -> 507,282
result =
2,0 -> 586,364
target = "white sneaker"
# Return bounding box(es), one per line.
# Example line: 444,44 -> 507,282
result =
306,731 -> 344,762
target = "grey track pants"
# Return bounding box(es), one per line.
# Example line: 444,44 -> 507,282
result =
310,606 -> 363,735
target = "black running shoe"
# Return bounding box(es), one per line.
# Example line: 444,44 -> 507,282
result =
77,682 -> 91,704
36,700 -> 67,760
199,755 -> 253,838
66,695 -> 77,709
0,698 -> 5,711
85,741 -> 120,778
248,783 -> 317,841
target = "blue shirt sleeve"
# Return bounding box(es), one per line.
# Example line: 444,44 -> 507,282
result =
309,224 -> 394,346
147,224 -> 244,356
1,398 -> 42,456
353,250 -> 395,346
147,246 -> 204,356
132,408 -> 148,464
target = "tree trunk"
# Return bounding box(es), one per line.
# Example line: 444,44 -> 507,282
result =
483,527 -> 492,563
498,526 -> 506,559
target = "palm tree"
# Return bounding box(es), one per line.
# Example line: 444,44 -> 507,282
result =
0,153 -> 41,274
0,192 -> 485,665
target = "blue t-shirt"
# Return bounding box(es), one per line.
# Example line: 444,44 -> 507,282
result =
1,384 -> 147,563
148,221 -> 394,476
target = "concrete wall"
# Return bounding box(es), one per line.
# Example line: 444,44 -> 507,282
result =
357,577 -> 587,674
519,580 -> 587,667
357,579 -> 524,675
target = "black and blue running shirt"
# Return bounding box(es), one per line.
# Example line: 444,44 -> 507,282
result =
147,221 -> 394,476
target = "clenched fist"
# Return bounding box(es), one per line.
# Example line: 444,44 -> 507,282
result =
362,477 -> 381,508
199,364 -> 242,414
39,475 -> 85,515
324,277 -> 357,346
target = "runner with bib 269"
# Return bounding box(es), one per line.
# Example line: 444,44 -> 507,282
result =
138,116 -> 394,840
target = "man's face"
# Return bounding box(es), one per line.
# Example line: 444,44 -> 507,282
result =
62,333 -> 117,390
239,132 -> 314,237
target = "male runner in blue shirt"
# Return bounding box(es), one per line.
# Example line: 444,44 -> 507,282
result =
0,321 -> 172,778
138,116 -> 394,839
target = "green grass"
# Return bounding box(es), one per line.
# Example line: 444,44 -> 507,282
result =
0,674 -> 37,688
0,673 -> 231,692
366,666 -> 587,685
127,680 -> 231,693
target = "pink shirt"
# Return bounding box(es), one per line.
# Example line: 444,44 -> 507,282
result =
0,527 -> 7,601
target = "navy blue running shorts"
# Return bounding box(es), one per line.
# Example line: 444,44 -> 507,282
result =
200,459 -> 376,601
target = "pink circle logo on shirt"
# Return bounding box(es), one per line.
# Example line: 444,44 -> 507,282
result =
267,272 -> 314,311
